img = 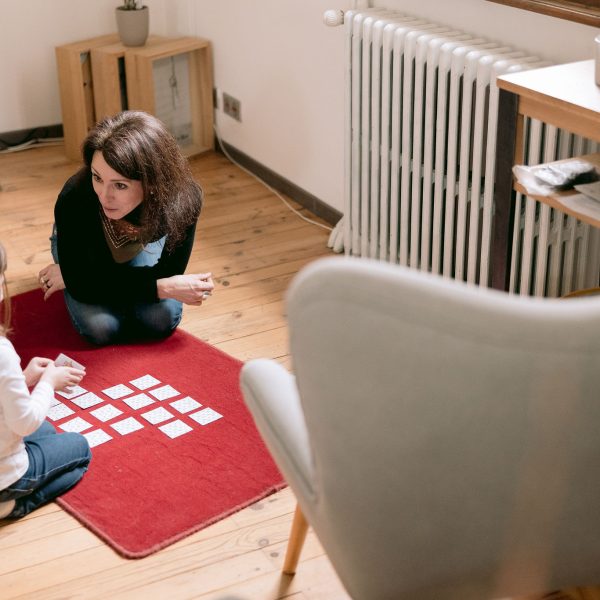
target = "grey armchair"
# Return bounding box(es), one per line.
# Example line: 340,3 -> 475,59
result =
240,256 -> 600,600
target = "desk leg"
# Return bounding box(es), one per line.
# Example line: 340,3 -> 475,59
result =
491,89 -> 519,291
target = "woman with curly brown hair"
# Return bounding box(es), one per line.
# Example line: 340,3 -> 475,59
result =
38,111 -> 214,345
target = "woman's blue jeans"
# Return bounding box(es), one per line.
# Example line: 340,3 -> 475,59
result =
0,421 -> 91,519
51,226 -> 182,345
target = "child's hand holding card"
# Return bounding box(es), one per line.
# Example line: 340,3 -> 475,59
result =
55,353 -> 85,371
54,353 -> 86,394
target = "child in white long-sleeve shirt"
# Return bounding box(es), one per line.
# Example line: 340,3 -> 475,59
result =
0,242 -> 91,520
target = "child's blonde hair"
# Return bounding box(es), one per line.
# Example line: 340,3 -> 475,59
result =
0,242 -> 11,336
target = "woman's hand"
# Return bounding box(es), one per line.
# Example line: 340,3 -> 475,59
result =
157,272 -> 214,305
40,362 -> 85,392
23,357 -> 53,387
38,264 -> 65,301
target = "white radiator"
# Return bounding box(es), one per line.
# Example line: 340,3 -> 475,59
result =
344,9 -> 600,296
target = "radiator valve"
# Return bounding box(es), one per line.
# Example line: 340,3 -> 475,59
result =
323,9 -> 344,26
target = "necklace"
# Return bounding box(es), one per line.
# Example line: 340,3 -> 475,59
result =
99,208 -> 140,248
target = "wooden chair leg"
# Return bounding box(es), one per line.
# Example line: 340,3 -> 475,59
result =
282,503 -> 309,576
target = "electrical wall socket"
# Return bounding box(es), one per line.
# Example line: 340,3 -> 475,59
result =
222,92 -> 241,122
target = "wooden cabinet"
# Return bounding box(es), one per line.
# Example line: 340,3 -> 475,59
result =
55,35 -> 120,161
56,35 -> 214,161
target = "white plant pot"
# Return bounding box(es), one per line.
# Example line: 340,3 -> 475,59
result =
115,6 -> 149,47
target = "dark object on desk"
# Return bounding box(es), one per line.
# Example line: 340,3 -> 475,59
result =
533,159 -> 599,190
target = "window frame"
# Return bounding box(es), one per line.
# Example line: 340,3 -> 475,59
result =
486,0 -> 600,28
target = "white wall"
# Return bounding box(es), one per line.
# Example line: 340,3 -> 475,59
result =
1,0 -> 598,213
0,0 -> 170,133
182,0 -> 346,213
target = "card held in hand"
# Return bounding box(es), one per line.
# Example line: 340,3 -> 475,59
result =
55,353 -> 85,371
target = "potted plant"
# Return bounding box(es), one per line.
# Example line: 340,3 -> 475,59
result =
115,0 -> 149,47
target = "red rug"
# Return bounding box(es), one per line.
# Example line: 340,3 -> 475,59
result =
10,289 -> 284,558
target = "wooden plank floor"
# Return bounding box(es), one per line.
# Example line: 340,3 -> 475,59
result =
1,145 -> 599,600
0,144 -> 348,599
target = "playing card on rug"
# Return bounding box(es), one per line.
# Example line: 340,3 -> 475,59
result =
149,384 -> 179,401
140,406 -> 174,425
70,392 -> 104,409
90,404 -> 123,423
47,402 -> 75,421
129,374 -> 161,390
122,393 -> 155,410
111,417 -> 144,436
60,416 -> 93,433
84,429 -> 113,448
159,420 -> 193,439
170,396 -> 202,414
56,385 -> 87,400
55,353 -> 85,371
102,384 -> 133,400
189,407 -> 223,426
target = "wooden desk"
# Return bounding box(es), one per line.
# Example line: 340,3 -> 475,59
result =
491,60 -> 600,290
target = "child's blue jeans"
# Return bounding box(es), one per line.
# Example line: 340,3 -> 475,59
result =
0,421 -> 91,519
